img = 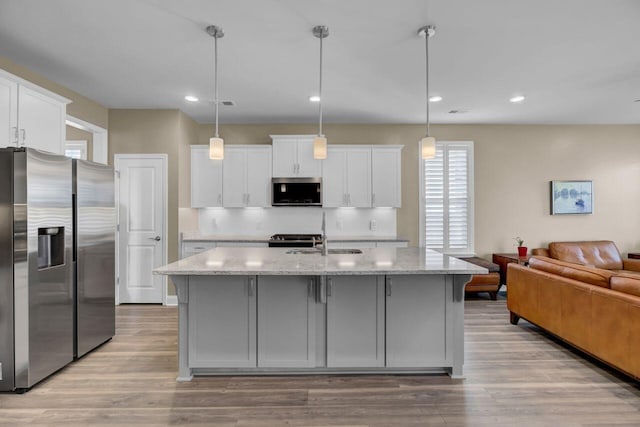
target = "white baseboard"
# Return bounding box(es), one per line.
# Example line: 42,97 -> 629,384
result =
165,295 -> 178,306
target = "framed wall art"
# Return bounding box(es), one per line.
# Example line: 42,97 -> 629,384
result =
550,180 -> 593,215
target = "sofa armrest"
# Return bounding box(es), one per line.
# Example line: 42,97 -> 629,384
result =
622,258 -> 640,272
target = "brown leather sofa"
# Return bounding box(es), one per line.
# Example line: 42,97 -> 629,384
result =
507,240 -> 640,380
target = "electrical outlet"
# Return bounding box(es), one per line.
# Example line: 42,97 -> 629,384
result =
370,220 -> 377,231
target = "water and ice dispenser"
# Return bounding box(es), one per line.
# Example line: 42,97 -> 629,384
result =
37,227 -> 65,269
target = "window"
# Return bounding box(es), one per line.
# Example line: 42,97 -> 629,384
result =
65,140 -> 87,160
420,141 -> 474,255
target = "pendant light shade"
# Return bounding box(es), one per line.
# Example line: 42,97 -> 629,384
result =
209,137 -> 224,159
313,136 -> 328,159
418,25 -> 436,159
207,25 -> 224,160
313,25 -> 329,160
420,136 -> 436,158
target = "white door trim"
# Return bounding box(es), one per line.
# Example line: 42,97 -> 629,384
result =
114,153 -> 168,305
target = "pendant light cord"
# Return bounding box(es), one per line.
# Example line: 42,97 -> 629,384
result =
425,30 -> 430,137
318,30 -> 324,136
214,32 -> 219,138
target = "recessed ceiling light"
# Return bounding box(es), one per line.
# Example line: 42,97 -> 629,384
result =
184,95 -> 199,102
309,95 -> 321,102
429,95 -> 443,102
510,95 -> 526,103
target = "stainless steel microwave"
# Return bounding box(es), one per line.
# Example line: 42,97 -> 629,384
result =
272,177 -> 322,206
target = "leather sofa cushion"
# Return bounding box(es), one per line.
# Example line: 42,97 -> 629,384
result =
466,272 -> 500,286
610,273 -> 640,298
529,256 -> 613,288
531,248 -> 550,257
549,241 -> 623,270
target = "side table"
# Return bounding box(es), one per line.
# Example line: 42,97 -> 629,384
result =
492,253 -> 533,285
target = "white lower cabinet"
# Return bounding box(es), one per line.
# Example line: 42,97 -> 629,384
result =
188,276 -> 257,368
257,276 -> 316,368
181,241 -> 217,258
185,273 -> 454,373
327,241 -> 408,249
326,275 -> 385,368
385,275 -> 448,367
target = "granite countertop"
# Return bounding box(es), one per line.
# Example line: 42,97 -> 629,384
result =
181,233 -> 409,243
155,247 -> 487,276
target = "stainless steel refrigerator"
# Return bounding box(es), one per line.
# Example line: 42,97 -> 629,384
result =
72,159 -> 115,359
0,148 -> 74,392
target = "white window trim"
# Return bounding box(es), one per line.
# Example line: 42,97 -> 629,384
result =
65,140 -> 88,160
418,140 -> 475,256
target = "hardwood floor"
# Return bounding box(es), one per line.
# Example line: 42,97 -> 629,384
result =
1,297 -> 639,426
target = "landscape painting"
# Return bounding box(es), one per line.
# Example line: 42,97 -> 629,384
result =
550,180 -> 593,215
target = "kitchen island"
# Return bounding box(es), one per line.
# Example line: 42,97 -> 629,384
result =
154,247 -> 487,381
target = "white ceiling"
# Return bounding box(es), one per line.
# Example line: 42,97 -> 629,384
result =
1,0 -> 639,124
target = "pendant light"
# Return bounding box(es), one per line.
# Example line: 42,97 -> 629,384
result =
418,25 -> 436,159
207,25 -> 224,160
312,25 -> 329,160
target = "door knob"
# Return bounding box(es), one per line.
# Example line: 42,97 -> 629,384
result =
150,236 -> 161,241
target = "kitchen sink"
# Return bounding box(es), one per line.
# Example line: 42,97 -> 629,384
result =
285,248 -> 363,255
286,248 -> 321,254
328,249 -> 363,254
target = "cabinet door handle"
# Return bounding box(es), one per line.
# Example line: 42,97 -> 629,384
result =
348,193 -> 351,206
308,278 -> 314,298
246,193 -> 250,205
20,129 -> 26,146
248,278 -> 255,297
386,279 -> 392,296
11,127 -> 18,146
217,193 -> 222,204
327,278 -> 332,297
320,277 -> 327,304
372,193 -> 376,206
293,163 -> 296,174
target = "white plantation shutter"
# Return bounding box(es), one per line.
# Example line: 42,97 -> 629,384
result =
423,142 -> 474,254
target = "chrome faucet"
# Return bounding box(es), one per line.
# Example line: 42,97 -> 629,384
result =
321,211 -> 328,256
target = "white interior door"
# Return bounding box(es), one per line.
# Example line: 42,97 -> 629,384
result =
116,155 -> 167,303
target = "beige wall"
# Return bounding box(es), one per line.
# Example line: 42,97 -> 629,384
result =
108,109 -> 184,294
194,123 -> 640,258
1,56 -> 108,129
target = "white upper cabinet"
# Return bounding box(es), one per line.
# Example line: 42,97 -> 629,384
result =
0,69 -> 69,155
371,146 -> 402,207
245,147 -> 272,207
191,145 -> 223,207
322,146 -> 371,208
271,135 -> 322,177
223,145 -> 272,208
0,74 -> 18,148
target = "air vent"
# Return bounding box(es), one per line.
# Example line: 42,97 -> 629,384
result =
448,109 -> 468,114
